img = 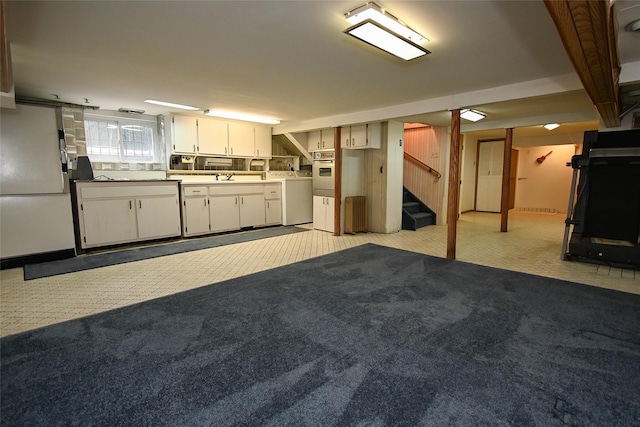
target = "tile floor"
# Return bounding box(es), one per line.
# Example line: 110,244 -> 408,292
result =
1,211 -> 638,337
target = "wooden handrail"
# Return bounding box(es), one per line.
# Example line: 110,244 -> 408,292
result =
404,152 -> 442,179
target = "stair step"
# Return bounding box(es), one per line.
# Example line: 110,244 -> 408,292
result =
413,212 -> 432,219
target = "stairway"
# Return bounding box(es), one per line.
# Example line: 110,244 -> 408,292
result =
402,187 -> 436,230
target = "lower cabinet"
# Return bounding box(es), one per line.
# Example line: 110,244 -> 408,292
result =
313,195 -> 334,232
210,195 -> 240,233
181,182 -> 282,237
74,181 -> 181,249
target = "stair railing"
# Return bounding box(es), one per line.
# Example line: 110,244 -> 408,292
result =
404,152 -> 442,179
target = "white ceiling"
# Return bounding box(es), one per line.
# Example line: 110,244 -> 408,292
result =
5,1 -> 640,141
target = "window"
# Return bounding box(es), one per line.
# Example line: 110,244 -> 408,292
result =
84,115 -> 160,163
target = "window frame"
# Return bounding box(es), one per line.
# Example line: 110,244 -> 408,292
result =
84,112 -> 162,165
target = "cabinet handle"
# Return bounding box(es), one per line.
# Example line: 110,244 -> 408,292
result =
139,200 -> 142,209
193,144 -> 196,152
204,199 -> 207,206
267,201 -> 270,208
129,200 -> 132,209
241,197 -> 244,204
235,197 -> 238,205
231,147 -> 233,155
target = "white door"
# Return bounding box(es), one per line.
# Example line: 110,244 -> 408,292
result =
183,196 -> 211,236
82,198 -> 137,247
136,196 -> 181,239
171,115 -> 198,154
476,140 -> 504,212
198,118 -> 228,156
210,195 -> 240,232
239,194 -> 266,227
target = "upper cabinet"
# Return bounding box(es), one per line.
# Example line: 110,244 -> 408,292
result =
254,126 -> 272,158
341,123 -> 381,149
228,121 -> 255,157
308,128 -> 334,151
198,118 -> 229,156
167,115 -> 272,158
170,115 -> 199,154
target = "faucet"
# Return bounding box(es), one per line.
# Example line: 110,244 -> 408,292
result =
225,174 -> 233,181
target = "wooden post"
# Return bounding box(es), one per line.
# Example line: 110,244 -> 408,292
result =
0,0 -> 12,94
333,127 -> 342,236
447,109 -> 461,259
500,128 -> 513,232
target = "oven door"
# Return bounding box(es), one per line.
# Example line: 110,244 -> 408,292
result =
312,160 -> 335,196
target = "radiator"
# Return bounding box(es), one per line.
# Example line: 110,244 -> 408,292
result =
345,196 -> 367,234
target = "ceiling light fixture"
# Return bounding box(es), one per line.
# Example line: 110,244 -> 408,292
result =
204,110 -> 280,125
144,99 -> 199,111
543,123 -> 560,130
460,109 -> 486,122
344,2 -> 429,61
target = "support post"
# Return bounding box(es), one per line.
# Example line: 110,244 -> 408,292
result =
500,128 -> 513,232
334,127 -> 342,236
447,109 -> 461,259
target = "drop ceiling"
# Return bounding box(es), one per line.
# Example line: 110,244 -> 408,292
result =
4,1 -> 640,141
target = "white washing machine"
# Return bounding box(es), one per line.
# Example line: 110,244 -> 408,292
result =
266,171 -> 313,225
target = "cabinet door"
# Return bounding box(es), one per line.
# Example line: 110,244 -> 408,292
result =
254,126 -> 272,158
171,115 -> 198,154
320,129 -> 334,149
183,197 -> 210,236
136,196 -> 181,240
81,198 -> 137,248
228,122 -> 255,157
239,194 -> 266,227
210,195 -> 240,232
349,125 -> 367,148
341,127 -> 352,148
313,195 -> 326,231
265,199 -> 282,225
198,118 -> 228,156
325,197 -> 335,232
308,130 -> 322,151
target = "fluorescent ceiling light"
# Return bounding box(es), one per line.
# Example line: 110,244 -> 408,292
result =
204,110 -> 280,125
345,2 -> 428,44
144,99 -> 199,111
544,123 -> 560,130
460,109 -> 486,122
345,19 -> 429,61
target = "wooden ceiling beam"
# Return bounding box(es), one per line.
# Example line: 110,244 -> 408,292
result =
544,0 -> 621,128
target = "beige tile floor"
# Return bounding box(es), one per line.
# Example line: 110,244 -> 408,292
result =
1,211 -> 638,337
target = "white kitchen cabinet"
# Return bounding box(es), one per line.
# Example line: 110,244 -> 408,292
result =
264,183 -> 282,225
228,121 -> 255,157
75,181 -> 181,249
136,196 -> 181,240
313,195 -> 334,232
198,118 -> 229,156
81,198 -> 138,247
170,115 -> 198,154
210,195 -> 240,233
239,194 -> 266,227
341,123 -> 381,149
182,186 -> 210,236
254,126 -> 272,158
308,128 -> 334,151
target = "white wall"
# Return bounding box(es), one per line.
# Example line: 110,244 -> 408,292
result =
514,144 -> 578,213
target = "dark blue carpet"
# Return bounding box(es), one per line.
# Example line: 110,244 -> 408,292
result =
23,226 -> 308,280
3,244 -> 640,425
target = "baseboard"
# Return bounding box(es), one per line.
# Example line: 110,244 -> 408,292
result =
1,249 -> 76,270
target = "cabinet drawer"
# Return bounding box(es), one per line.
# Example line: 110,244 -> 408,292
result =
183,186 -> 208,197
264,184 -> 281,199
80,184 -> 178,199
209,184 -> 264,196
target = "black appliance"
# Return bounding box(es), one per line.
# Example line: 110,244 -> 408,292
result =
562,129 -> 640,268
